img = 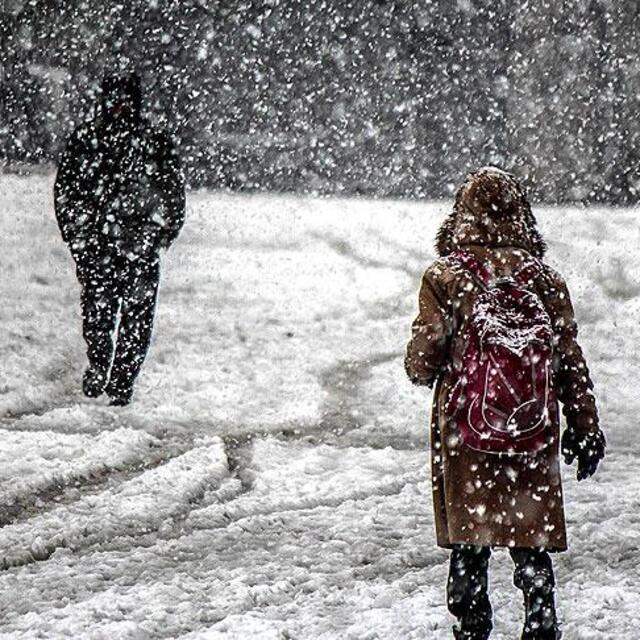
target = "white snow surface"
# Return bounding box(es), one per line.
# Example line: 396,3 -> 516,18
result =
0,174 -> 638,638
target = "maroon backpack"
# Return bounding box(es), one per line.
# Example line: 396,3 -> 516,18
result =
445,250 -> 556,455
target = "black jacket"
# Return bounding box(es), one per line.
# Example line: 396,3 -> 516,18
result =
54,117 -> 185,263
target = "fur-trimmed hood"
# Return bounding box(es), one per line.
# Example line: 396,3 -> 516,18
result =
436,167 -> 546,258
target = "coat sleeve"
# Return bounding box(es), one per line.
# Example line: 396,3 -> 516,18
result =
544,270 -> 600,435
405,262 -> 451,387
53,127 -> 98,246
154,133 -> 185,249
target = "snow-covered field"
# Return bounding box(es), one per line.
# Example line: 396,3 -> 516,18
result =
0,174 -> 639,639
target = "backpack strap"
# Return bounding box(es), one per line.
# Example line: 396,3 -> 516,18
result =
447,249 -> 493,288
513,257 -> 544,287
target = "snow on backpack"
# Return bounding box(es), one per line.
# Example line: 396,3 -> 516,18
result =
444,250 -> 556,455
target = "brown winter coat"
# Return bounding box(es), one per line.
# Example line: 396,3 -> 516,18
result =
405,169 -> 599,551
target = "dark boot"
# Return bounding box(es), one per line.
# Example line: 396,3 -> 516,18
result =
82,366 -> 108,398
453,627 -> 492,640
510,548 -> 561,640
106,386 -> 133,406
448,545 -> 493,640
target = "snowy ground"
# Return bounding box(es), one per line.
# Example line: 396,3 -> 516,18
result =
0,174 -> 639,639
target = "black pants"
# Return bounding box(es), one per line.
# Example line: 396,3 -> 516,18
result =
447,545 -> 558,640
76,252 -> 160,397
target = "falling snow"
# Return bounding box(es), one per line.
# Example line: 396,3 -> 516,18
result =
2,1 -> 640,638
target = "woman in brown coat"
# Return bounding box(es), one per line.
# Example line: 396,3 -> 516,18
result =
405,167 -> 605,640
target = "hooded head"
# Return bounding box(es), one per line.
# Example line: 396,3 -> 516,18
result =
101,72 -> 142,128
435,166 -> 546,258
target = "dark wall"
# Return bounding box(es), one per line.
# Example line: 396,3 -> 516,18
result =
1,0 -> 639,203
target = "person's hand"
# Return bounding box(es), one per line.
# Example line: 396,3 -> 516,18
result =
153,233 -> 172,252
561,428 -> 606,481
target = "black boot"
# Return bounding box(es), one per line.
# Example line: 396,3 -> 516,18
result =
82,366 -> 108,398
108,392 -> 133,407
453,625 -> 493,640
105,380 -> 133,406
510,548 -> 561,640
448,545 -> 493,640
521,593 -> 562,639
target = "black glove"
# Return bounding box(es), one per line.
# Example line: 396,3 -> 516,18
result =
561,428 -> 606,481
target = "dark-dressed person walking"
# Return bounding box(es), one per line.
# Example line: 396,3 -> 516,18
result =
54,72 -> 185,406
405,167 -> 606,639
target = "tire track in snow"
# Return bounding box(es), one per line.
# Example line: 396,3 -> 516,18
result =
0,293 -> 410,584
215,350 -> 407,502
0,439 -> 433,640
53,430 -> 428,586
0,372 -> 417,554
0,433 -> 199,529
0,401 -> 125,435
208,350 -> 409,494
217,351 -> 411,499
0,428 -> 160,527
186,437 -> 427,531
186,468 -> 424,534
0,393 -> 84,424
0,438 -> 229,570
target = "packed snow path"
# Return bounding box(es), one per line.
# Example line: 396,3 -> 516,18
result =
0,175 -> 639,639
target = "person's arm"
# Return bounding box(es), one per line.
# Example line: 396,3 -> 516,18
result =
405,261 -> 451,387
53,128 -> 98,248
548,274 -> 599,433
154,132 -> 185,249
544,269 -> 605,478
